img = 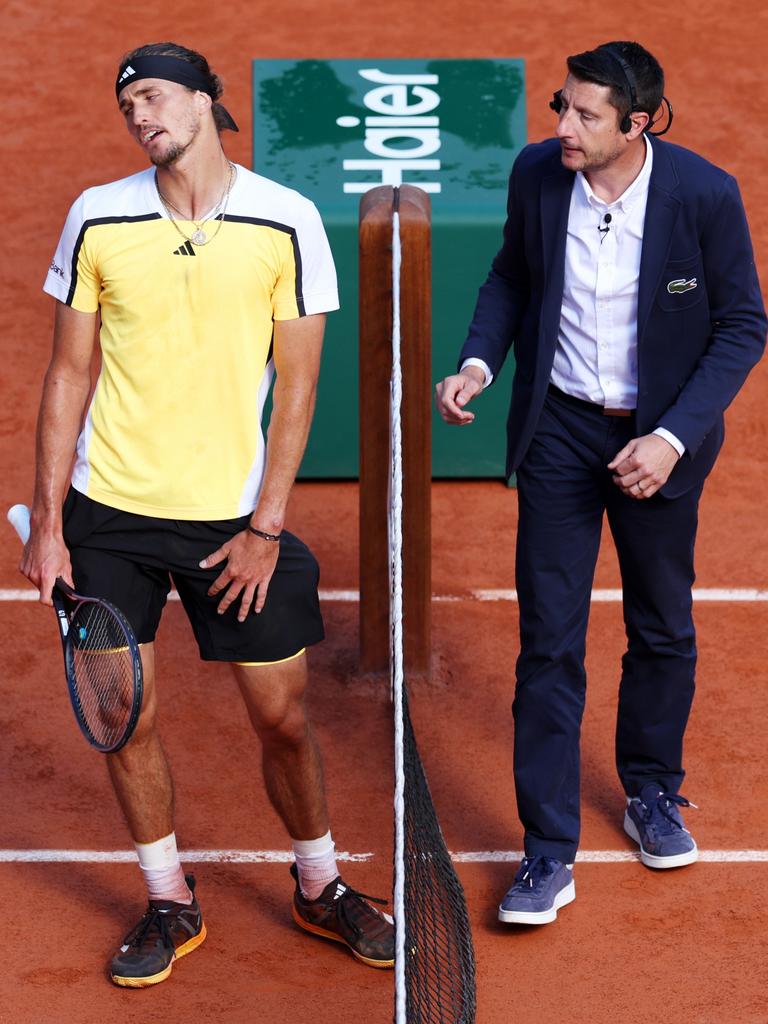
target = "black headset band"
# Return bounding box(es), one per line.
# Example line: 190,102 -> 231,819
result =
599,46 -> 640,114
599,47 -> 673,135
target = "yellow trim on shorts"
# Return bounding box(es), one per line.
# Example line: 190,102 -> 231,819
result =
235,648 -> 306,667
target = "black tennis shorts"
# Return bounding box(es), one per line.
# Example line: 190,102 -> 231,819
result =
62,488 -> 324,663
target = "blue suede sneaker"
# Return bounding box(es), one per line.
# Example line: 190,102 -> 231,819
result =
624,784 -> 698,869
498,856 -> 575,925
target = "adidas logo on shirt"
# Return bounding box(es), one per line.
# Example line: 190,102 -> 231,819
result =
173,241 -> 196,256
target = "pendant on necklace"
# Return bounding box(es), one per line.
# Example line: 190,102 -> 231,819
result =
191,229 -> 207,245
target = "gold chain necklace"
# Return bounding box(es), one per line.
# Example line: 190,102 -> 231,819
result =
156,162 -> 235,246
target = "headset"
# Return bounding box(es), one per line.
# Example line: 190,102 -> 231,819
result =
550,45 -> 674,136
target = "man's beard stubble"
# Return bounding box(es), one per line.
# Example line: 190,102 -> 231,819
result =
150,139 -> 190,167
149,115 -> 201,168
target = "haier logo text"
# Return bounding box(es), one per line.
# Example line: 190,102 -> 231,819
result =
337,69 -> 441,195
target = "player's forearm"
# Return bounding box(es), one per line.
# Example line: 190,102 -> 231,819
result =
31,367 -> 91,535
251,379 -> 318,533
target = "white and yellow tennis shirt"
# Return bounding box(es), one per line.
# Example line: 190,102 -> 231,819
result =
44,164 -> 339,520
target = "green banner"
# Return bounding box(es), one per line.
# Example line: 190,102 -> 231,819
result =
252,59 -> 526,477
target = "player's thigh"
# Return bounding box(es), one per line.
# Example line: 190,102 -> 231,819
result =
62,489 -> 172,643
233,652 -> 310,736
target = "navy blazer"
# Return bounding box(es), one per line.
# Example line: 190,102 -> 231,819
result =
460,135 -> 767,497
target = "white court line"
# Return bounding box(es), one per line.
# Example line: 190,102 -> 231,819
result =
0,588 -> 358,603
2,588 -> 768,603
451,850 -> 768,863
436,589 -> 768,603
0,849 -> 373,864
1,848 -> 767,864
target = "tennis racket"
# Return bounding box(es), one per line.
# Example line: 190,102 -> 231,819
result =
7,503 -> 143,753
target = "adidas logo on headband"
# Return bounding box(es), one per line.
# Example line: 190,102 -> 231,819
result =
118,65 -> 136,84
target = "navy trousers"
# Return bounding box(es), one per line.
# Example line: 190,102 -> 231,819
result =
514,388 -> 703,863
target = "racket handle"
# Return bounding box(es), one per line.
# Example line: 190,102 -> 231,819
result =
7,503 -> 31,545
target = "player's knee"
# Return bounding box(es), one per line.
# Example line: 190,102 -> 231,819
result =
121,684 -> 159,746
252,697 -> 310,749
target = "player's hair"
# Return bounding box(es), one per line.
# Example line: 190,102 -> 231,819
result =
117,42 -> 231,132
566,41 -> 665,126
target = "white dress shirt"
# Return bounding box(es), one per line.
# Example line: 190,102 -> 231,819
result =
462,136 -> 684,455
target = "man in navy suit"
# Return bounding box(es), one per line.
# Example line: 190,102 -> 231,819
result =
435,40 -> 766,925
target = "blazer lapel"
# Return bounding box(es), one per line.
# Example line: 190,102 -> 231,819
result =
637,139 -> 682,345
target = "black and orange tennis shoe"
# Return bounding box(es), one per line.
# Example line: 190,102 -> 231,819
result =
290,864 -> 394,968
110,874 -> 206,987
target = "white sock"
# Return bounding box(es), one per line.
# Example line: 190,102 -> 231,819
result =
135,832 -> 192,905
292,831 -> 338,900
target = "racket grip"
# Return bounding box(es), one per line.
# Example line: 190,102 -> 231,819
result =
7,503 -> 31,545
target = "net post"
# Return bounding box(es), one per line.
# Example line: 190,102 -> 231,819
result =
359,187 -> 393,676
398,186 -> 432,678
358,185 -> 432,678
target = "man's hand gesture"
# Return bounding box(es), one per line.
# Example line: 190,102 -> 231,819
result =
200,531 -> 280,622
608,434 -> 681,499
434,366 -> 486,425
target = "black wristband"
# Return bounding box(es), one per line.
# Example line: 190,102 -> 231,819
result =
247,525 -> 282,542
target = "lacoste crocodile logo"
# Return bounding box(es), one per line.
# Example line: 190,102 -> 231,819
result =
667,277 -> 698,295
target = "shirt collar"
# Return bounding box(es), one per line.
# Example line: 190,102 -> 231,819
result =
577,134 -> 653,214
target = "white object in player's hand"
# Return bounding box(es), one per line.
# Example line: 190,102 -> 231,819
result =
7,503 -> 31,544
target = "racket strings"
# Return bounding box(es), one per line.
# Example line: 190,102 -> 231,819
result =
68,602 -> 137,747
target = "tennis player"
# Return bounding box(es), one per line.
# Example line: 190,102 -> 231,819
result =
20,42 -> 393,985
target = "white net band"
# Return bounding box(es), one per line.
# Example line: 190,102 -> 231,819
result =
390,197 -> 407,1023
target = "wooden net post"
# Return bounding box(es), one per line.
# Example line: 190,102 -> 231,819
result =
359,185 -> 431,678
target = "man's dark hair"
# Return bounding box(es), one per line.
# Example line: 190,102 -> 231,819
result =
118,42 -> 232,132
566,41 -> 665,127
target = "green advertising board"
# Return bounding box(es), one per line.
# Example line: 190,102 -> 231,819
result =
252,59 -> 526,477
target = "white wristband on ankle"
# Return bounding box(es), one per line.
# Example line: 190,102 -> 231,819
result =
135,832 -> 181,871
291,831 -> 334,859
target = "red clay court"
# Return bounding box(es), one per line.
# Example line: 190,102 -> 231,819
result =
2,2 -> 767,1022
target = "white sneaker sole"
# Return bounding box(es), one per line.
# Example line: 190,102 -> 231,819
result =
498,879 -> 575,925
624,812 -> 699,869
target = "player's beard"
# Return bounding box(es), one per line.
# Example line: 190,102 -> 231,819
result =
151,140 -> 190,167
149,114 -> 201,168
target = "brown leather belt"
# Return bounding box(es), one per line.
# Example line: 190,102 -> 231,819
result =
547,384 -> 634,418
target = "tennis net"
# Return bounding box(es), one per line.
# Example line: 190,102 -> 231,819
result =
387,188 -> 477,1024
